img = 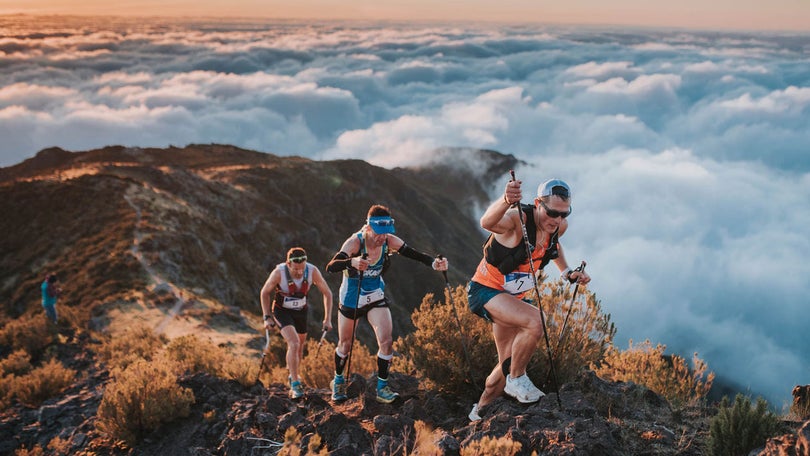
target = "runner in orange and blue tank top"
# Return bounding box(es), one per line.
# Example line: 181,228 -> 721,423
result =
466,177 -> 591,422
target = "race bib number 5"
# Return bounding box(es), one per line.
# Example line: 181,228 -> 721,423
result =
358,289 -> 385,307
502,272 -> 533,295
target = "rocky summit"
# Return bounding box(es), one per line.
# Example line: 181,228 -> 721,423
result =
0,335 -> 709,456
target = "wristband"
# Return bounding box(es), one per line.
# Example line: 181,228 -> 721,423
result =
263,315 -> 272,320
561,268 -> 572,280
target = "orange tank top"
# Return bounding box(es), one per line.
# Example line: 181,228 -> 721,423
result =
471,236 -> 550,298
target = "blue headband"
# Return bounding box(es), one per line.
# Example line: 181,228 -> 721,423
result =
367,216 -> 396,234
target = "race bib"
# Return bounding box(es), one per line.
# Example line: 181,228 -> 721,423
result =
282,296 -> 306,309
358,289 -> 385,308
502,272 -> 533,295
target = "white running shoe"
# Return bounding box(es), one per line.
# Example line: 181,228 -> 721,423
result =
469,403 -> 481,422
504,374 -> 545,403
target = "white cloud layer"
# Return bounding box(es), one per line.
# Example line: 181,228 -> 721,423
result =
2,15 -> 809,405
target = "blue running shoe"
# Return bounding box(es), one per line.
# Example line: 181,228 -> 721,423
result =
290,380 -> 304,399
376,378 -> 399,404
330,374 -> 347,402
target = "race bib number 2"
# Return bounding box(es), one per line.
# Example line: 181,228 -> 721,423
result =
358,289 -> 385,307
502,272 -> 533,295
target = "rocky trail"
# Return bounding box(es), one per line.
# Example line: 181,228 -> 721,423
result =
0,355 -> 721,456
123,188 -> 188,335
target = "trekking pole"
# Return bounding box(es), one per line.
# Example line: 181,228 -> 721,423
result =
510,169 -> 563,410
344,253 -> 367,384
555,261 -> 586,353
547,261 -> 586,381
437,254 -> 478,390
256,328 -> 270,384
314,328 -> 329,358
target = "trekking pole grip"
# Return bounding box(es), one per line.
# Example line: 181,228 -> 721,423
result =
508,170 -> 521,208
569,260 -> 587,283
436,254 -> 449,283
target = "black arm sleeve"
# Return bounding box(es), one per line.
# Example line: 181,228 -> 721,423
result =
397,244 -> 434,267
326,251 -> 352,273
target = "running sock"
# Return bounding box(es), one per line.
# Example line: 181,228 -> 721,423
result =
377,352 -> 393,379
501,357 -> 512,378
335,348 -> 347,376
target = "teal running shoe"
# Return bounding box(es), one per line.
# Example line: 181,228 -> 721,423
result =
376,378 -> 399,404
290,380 -> 304,399
330,374 -> 347,402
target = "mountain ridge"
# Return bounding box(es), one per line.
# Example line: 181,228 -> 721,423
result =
2,144 -> 805,455
1,143 -> 519,346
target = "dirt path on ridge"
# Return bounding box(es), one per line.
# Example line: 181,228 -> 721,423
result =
123,190 -> 186,334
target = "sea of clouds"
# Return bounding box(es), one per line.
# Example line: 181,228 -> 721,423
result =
2,15 -> 808,406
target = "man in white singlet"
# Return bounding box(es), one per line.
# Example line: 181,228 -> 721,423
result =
260,247 -> 333,399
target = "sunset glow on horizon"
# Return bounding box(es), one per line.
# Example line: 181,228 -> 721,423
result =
1,0 -> 809,32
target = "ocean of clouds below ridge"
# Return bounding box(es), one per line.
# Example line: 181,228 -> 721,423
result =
1,16 -> 809,405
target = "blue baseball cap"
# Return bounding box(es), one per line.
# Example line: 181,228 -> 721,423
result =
368,216 -> 396,234
538,179 -> 571,199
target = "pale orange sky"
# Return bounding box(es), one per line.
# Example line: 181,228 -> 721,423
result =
1,0 -> 809,31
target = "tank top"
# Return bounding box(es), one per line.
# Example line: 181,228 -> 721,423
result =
339,232 -> 388,309
471,204 -> 559,298
273,262 -> 312,310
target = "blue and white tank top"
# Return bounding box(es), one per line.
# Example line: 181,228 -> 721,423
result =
339,232 -> 388,309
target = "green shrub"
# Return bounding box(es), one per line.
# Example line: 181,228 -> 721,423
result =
396,287 -> 495,394
461,435 -> 523,456
278,426 -> 329,456
13,445 -> 45,456
164,334 -> 223,375
46,436 -> 71,456
707,394 -> 782,456
163,334 -> 258,387
398,281 -> 614,396
1,350 -> 33,377
299,338 -> 375,389
96,324 -> 165,371
220,354 -> 259,387
8,358 -> 75,407
528,279 -> 615,388
0,315 -> 57,360
592,339 -> 714,408
96,358 -> 194,445
0,374 -> 12,409
406,420 -> 443,455
790,392 -> 810,421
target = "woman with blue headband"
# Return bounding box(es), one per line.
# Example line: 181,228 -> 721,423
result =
326,204 -> 449,404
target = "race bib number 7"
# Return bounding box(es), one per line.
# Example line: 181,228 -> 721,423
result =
502,272 -> 534,295
358,289 -> 385,307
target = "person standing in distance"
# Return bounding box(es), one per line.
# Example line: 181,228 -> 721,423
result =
326,204 -> 448,404
41,273 -> 61,324
467,178 -> 590,421
260,247 -> 333,399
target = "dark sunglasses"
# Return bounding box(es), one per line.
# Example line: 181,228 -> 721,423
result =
288,255 -> 307,264
539,200 -> 571,219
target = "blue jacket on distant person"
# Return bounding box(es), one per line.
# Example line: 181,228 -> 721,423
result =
41,274 -> 59,323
